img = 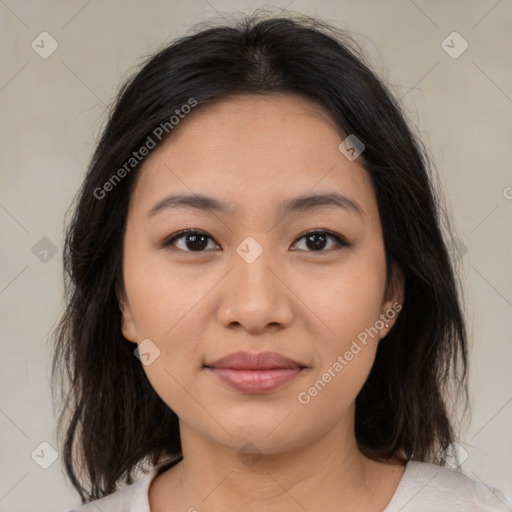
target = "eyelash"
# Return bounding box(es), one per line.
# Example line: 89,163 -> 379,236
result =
161,229 -> 352,254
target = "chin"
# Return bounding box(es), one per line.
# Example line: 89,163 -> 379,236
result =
205,411 -> 310,454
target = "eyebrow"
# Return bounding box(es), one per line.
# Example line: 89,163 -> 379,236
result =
147,191 -> 363,219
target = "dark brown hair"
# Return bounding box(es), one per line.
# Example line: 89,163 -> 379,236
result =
51,10 -> 469,504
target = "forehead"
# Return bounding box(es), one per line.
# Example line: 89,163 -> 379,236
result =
128,93 -> 378,224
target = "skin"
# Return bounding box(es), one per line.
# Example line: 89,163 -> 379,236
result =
120,93 -> 405,512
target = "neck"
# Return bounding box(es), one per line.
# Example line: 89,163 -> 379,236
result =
152,404 -> 405,512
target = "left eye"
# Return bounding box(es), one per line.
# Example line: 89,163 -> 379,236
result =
162,229 -> 351,253
292,230 -> 351,252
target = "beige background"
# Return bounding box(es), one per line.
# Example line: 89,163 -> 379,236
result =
1,1 -> 511,510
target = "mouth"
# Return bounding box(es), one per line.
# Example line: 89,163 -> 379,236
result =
204,351 -> 307,394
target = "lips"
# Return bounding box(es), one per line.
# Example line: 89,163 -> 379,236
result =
206,351 -> 304,370
205,351 -> 306,394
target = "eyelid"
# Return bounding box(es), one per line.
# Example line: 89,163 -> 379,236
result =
161,228 -> 352,252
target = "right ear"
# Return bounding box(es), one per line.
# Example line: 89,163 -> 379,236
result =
118,289 -> 138,344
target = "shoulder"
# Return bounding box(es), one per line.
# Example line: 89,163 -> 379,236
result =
62,468 -> 157,512
385,461 -> 512,512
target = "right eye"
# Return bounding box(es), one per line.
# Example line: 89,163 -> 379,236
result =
161,229 -> 220,252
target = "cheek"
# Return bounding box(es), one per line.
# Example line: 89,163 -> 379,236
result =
307,256 -> 387,345
140,358 -> 211,437
299,254 -> 386,398
295,347 -> 377,431
123,251 -> 214,405
295,272 -> 385,417
124,245 -> 211,337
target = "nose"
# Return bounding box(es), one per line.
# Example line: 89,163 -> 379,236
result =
216,247 -> 294,334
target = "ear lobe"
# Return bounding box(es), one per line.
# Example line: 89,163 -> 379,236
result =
380,264 -> 405,335
119,296 -> 138,343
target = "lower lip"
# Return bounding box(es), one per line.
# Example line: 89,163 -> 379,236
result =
208,367 -> 303,394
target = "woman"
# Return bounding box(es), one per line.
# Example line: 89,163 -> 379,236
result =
52,11 -> 511,512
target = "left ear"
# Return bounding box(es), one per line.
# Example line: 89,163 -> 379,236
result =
378,263 -> 404,338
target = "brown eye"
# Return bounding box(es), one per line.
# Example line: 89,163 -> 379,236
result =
162,229 -> 351,254
292,230 -> 351,252
162,230 -> 219,252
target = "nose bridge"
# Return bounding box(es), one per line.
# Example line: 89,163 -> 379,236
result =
233,235 -> 280,292
216,235 -> 293,331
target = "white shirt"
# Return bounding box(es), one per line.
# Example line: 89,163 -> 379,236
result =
65,460 -> 512,511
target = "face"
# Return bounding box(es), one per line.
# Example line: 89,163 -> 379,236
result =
120,93 -> 403,455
